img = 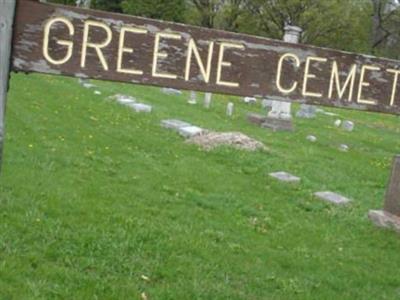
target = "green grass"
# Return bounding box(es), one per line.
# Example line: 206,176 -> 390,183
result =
1,73 -> 400,299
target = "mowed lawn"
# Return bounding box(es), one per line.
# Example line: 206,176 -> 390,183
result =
1,73 -> 400,299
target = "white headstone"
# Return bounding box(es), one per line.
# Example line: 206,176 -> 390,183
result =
204,93 -> 212,109
178,126 -> 204,138
129,103 -> 152,113
188,91 -> 197,104
334,119 -> 342,127
342,121 -> 354,131
267,101 -> 292,120
307,135 -> 317,142
244,97 -> 257,104
283,25 -> 302,43
226,102 -> 234,117
161,119 -> 192,131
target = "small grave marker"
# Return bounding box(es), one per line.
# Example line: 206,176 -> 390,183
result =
296,104 -> 317,119
204,92 -> 212,109
130,103 -> 152,113
178,126 -> 204,138
269,172 -> 301,183
307,135 -> 317,142
342,121 -> 355,131
188,91 -> 197,105
161,119 -> 192,131
226,102 -> 234,117
244,97 -> 257,104
314,191 -> 351,205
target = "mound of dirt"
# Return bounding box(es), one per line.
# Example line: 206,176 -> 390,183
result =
186,131 -> 267,151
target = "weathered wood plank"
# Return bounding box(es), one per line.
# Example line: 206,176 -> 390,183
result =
12,0 -> 400,115
0,0 -> 16,173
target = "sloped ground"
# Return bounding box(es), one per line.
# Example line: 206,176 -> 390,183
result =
1,73 -> 400,299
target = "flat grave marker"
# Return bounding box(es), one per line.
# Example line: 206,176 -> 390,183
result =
269,172 -> 301,183
314,191 -> 351,205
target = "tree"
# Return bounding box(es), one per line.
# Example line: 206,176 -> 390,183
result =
121,0 -> 186,22
371,0 -> 400,58
237,0 -> 370,53
92,0 -> 123,12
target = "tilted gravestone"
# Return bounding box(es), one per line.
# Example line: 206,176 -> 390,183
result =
1,1 -> 400,233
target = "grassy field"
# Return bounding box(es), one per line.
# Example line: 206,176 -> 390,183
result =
1,72 -> 400,299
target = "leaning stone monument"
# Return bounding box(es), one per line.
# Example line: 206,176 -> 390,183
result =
262,25 -> 302,131
369,156 -> 400,232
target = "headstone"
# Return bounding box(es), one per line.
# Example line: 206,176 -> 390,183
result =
244,97 -> 257,104
262,101 -> 293,131
129,103 -> 152,113
204,92 -> 212,109
339,144 -> 349,152
283,25 -> 302,43
111,94 -> 136,105
161,87 -> 182,95
78,77 -> 88,85
342,120 -> 355,131
334,119 -> 342,127
314,191 -> 351,205
94,90 -> 101,95
261,99 -> 273,110
178,126 -> 204,138
161,119 -> 192,131
83,82 -> 95,89
296,104 -> 316,119
269,171 -> 300,183
262,25 -> 301,132
247,113 -> 267,126
369,155 -> 400,233
188,91 -> 197,104
226,102 -> 234,117
307,135 -> 317,142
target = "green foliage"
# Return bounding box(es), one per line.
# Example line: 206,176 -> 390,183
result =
121,0 -> 186,22
1,73 -> 400,299
92,0 -> 123,12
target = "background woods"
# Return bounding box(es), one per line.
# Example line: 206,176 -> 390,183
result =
43,0 -> 400,59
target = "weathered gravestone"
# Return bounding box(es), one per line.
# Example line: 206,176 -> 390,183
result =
262,25 -> 302,131
369,156 -> 400,232
204,92 -> 212,109
269,171 -> 301,183
296,104 -> 317,119
262,101 -> 294,131
188,91 -> 197,105
226,102 -> 234,117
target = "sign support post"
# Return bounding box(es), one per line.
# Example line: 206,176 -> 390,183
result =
369,155 -> 400,232
0,0 -> 16,173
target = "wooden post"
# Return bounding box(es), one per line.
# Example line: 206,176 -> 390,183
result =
0,0 -> 16,173
369,155 -> 400,232
384,155 -> 400,215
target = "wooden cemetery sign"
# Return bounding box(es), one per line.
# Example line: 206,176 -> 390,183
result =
1,0 -> 400,230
